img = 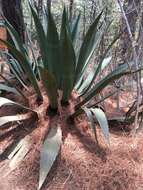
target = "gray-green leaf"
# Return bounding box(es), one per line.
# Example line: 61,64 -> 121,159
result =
91,108 -> 109,143
38,126 -> 62,190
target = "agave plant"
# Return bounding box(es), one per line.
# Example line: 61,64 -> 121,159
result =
0,3 -> 138,189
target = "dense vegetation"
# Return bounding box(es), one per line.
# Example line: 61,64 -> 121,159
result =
0,0 -> 143,189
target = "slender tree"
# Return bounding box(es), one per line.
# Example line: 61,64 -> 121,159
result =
69,0 -> 74,21
38,0 -> 43,17
120,0 -> 141,61
47,0 -> 51,9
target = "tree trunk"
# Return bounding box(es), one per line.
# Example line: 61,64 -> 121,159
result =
120,0 -> 141,61
2,0 -> 25,43
38,0 -> 43,18
47,0 -> 51,9
69,0 -> 74,22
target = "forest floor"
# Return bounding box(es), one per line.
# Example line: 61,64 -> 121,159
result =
0,89 -> 143,190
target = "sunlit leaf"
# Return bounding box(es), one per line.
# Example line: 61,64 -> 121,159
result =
38,126 -> 62,190
8,136 -> 32,170
83,107 -> 109,144
0,97 -> 34,112
0,114 -> 31,127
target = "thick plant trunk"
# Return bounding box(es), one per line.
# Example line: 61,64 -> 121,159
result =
2,0 -> 25,43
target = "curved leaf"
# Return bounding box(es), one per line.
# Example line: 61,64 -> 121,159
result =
4,19 -> 26,54
76,64 -> 130,108
0,114 -> 31,127
8,59 -> 29,90
91,108 -> 109,143
78,56 -> 112,95
79,34 -> 120,95
83,107 -> 109,144
83,107 -> 98,143
0,84 -> 21,96
0,39 -> 42,100
0,97 -> 34,112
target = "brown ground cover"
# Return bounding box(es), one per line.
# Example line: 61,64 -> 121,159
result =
0,88 -> 143,190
